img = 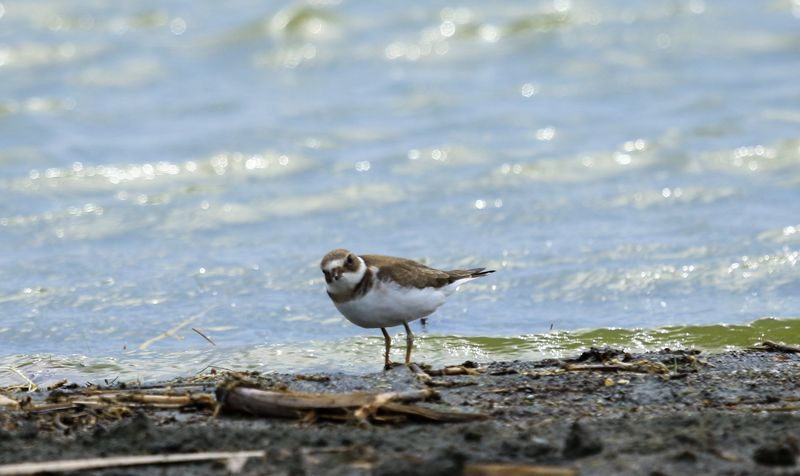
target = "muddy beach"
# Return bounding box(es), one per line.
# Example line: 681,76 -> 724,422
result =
2,345 -> 800,476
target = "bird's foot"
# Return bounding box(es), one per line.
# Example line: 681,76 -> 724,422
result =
383,361 -> 404,371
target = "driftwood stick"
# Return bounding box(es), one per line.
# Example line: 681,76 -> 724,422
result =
219,385 -> 490,423
27,403 -> 81,414
565,360 -> 669,374
0,451 -> 265,476
222,387 -> 438,418
380,403 -> 489,423
84,390 -> 121,396
28,393 -> 214,412
465,463 -> 577,476
425,366 -> 483,376
353,392 -> 395,423
0,395 -> 19,409
113,394 -> 211,405
748,341 -> 800,353
122,382 -> 213,390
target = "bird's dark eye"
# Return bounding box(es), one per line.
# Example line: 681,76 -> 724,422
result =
347,255 -> 354,264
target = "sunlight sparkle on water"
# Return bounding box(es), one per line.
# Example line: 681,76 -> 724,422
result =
170,18 -> 186,35
1,1 -> 800,383
521,83 -> 539,97
479,25 -> 499,42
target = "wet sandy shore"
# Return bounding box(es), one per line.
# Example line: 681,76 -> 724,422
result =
2,346 -> 800,475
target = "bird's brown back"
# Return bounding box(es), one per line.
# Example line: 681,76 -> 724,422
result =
362,255 -> 494,290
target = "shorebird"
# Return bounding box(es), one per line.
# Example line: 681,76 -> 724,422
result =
320,249 -> 494,368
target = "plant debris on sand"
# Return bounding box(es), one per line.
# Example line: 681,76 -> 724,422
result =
2,344 -> 800,475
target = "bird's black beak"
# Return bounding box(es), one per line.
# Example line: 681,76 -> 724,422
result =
332,270 -> 340,281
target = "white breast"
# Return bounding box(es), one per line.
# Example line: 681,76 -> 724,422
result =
334,280 -> 452,329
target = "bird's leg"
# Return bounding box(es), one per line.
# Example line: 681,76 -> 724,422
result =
381,328 -> 392,369
403,322 -> 414,364
402,323 -> 430,380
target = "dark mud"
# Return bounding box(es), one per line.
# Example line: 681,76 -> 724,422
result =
2,348 -> 800,475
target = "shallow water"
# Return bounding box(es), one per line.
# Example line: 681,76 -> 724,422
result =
2,0 -> 800,385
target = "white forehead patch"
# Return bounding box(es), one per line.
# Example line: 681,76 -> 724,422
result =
323,258 -> 345,272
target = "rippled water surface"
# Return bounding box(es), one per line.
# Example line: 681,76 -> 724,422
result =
2,0 -> 800,385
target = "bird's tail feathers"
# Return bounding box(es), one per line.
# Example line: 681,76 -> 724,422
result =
446,268 -> 495,284
465,267 -> 495,278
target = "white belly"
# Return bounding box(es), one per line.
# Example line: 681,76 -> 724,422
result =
334,280 -> 451,329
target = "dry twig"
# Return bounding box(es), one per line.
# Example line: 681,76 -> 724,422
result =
7,367 -> 38,393
140,304 -> 218,350
46,379 -> 68,391
192,328 -> 216,346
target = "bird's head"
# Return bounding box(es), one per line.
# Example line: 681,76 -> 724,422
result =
320,249 -> 365,294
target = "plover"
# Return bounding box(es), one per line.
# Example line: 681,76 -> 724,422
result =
320,249 -> 495,368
